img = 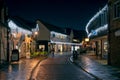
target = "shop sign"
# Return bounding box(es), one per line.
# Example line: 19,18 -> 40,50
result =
115,29 -> 120,36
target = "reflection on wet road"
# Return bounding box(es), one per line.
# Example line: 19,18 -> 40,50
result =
0,58 -> 40,80
36,52 -> 96,80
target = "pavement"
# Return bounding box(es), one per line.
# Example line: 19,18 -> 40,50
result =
70,51 -> 120,80
0,56 -> 47,80
34,53 -> 97,80
1,51 -> 120,80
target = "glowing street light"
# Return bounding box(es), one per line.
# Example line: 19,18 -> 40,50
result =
35,31 -> 38,35
85,38 -> 89,42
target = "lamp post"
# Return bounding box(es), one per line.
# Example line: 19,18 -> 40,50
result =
107,4 -> 111,65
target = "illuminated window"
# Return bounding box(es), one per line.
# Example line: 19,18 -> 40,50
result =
114,1 -> 120,18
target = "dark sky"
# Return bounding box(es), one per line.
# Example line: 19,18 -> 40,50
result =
6,0 -> 108,30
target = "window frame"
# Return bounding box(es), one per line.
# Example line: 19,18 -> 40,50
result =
113,1 -> 120,19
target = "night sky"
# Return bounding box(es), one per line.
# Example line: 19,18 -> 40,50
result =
5,0 -> 108,30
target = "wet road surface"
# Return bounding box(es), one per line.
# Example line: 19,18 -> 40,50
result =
35,53 -> 96,80
0,58 -> 43,80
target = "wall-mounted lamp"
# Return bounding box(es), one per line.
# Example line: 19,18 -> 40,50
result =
35,31 -> 38,35
85,38 -> 89,42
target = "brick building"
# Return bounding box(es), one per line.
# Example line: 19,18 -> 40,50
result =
85,5 -> 108,61
108,0 -> 120,66
0,0 -> 10,63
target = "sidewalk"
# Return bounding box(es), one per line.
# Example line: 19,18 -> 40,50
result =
0,57 -> 46,80
70,52 -> 120,80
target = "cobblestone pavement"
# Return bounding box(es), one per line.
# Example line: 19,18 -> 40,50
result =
0,57 -> 46,80
71,54 -> 120,80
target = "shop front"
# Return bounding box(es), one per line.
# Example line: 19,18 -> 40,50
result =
50,31 -> 71,53
85,5 -> 108,62
90,36 -> 108,59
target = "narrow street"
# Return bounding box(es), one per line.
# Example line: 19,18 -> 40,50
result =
1,0 -> 120,80
34,52 -> 96,80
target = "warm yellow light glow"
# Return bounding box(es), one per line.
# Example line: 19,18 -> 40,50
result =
35,31 -> 38,35
85,38 -> 89,42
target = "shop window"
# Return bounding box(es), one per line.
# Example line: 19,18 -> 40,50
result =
114,1 -> 120,18
103,41 -> 108,59
104,42 -> 108,53
39,45 -> 45,51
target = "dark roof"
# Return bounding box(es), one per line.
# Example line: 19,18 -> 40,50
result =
9,16 -> 36,31
37,19 -> 87,42
65,27 -> 72,35
73,29 -> 87,42
37,19 -> 65,34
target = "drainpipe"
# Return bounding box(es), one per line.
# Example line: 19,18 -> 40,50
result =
7,28 -> 10,62
107,3 -> 111,65
100,39 -> 102,59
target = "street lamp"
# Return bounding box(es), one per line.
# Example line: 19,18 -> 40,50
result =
35,31 -> 38,35
85,38 -> 89,42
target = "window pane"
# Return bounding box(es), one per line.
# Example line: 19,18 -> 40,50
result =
114,1 -> 120,18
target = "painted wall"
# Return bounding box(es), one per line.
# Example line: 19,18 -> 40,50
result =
36,20 -> 50,41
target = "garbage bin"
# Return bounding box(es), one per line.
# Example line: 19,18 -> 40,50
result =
11,49 -> 19,62
73,51 -> 78,60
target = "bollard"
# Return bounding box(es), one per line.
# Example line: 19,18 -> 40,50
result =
73,51 -> 78,60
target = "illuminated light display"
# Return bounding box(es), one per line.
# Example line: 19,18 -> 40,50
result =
51,31 -> 67,40
8,19 -> 32,34
36,24 -> 39,31
50,40 -> 82,46
96,24 -> 108,33
73,39 -> 78,42
32,24 -> 39,37
88,24 -> 108,38
85,5 -> 108,34
51,31 -> 67,37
